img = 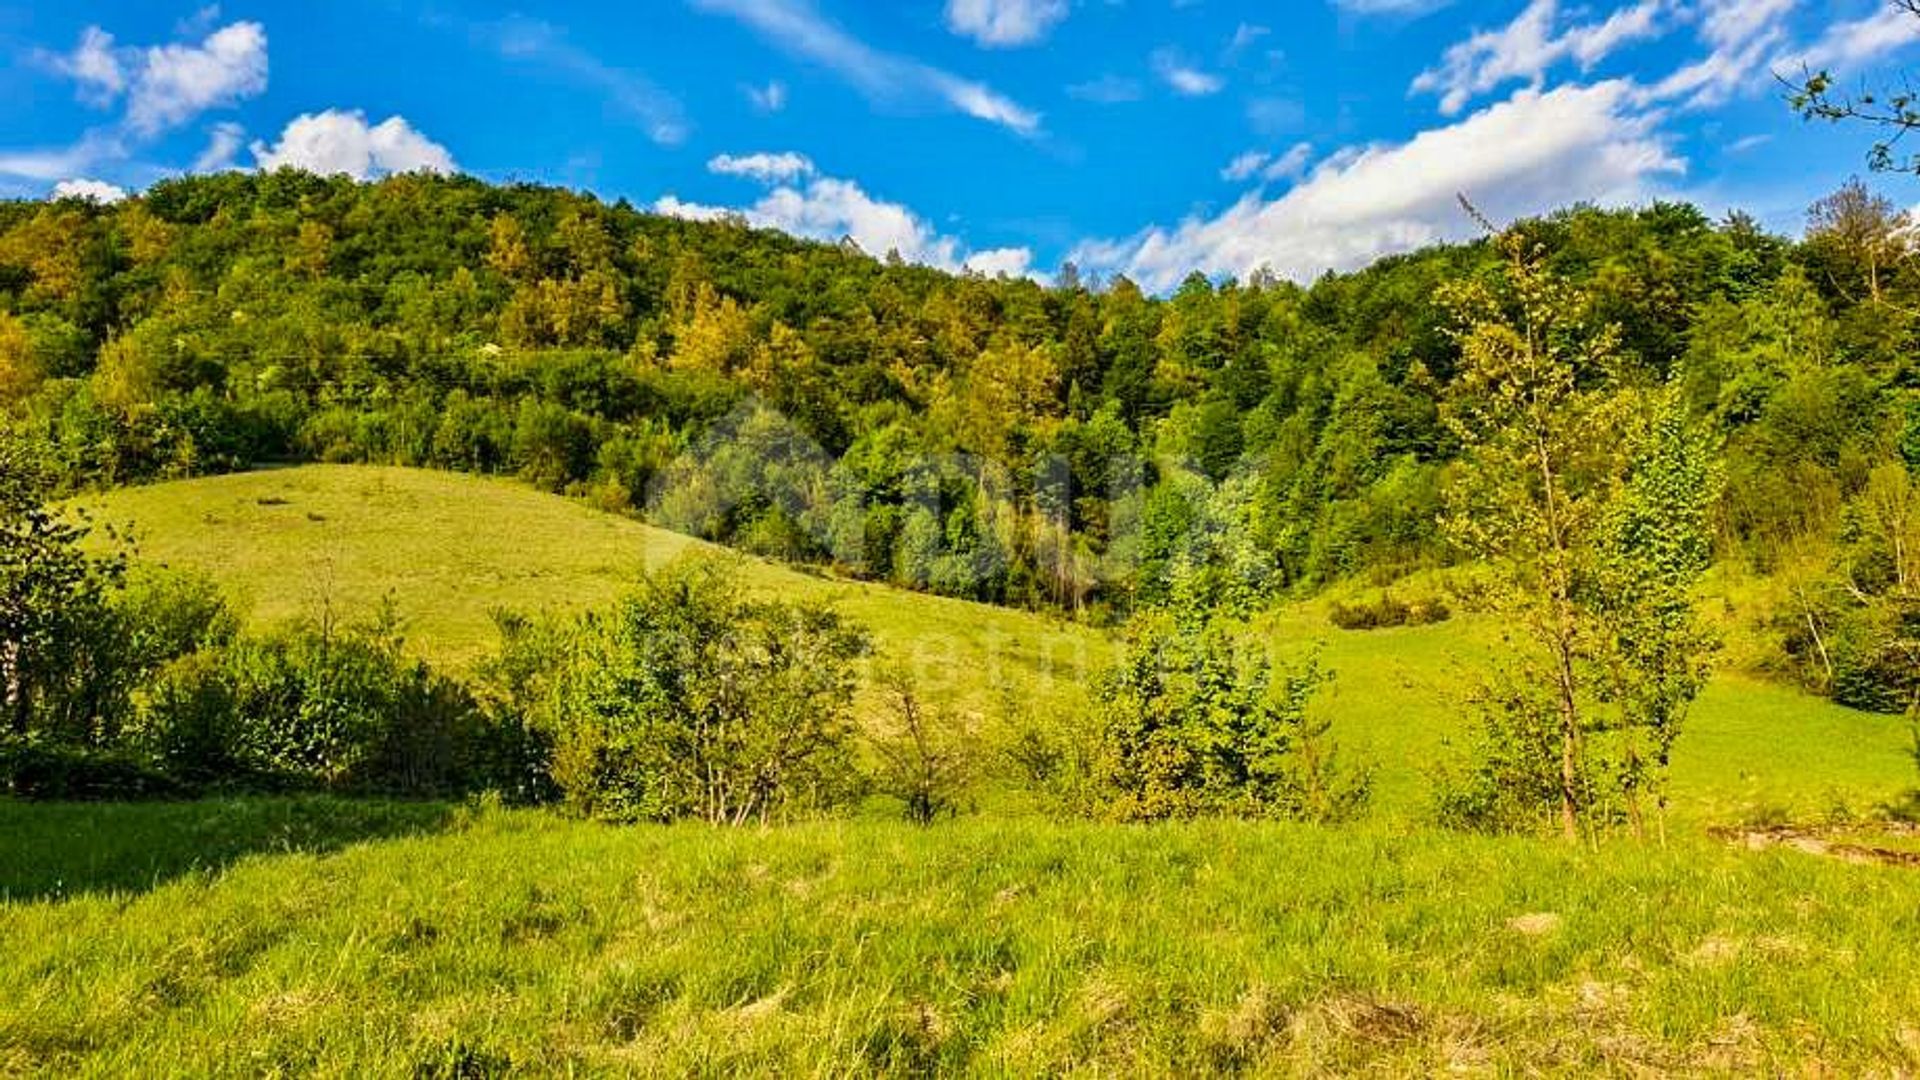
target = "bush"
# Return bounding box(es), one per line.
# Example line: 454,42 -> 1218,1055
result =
0,740 -> 184,800
544,560 -> 870,824
1328,592 -> 1451,631
134,617 -> 548,798
1092,611 -> 1370,823
867,668 -> 977,824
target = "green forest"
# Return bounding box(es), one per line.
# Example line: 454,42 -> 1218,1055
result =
4,169 -> 1917,702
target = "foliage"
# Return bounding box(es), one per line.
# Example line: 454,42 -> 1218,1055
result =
542,559 -> 870,824
1092,610 -> 1369,822
7,171 -> 1893,625
1439,233 -> 1720,839
1327,592 -> 1451,631
866,667 -> 978,824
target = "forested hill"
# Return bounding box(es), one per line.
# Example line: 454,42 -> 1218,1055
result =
2,171 -> 1916,655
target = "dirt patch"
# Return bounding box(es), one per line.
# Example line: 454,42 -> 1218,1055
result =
1713,824 -> 1920,868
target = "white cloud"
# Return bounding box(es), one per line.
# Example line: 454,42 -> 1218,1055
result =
1784,4 -> 1920,76
250,110 -> 457,180
1153,49 -> 1225,96
51,178 -> 128,203
1074,81 -> 1681,291
1641,0 -> 1792,109
709,151 -> 816,182
692,0 -> 1041,135
655,161 -> 1033,277
965,247 -> 1035,277
38,19 -> 267,135
482,18 -> 687,145
125,21 -> 269,136
1412,0 -> 1666,115
0,131 -> 126,182
945,0 -> 1070,47
747,80 -> 789,112
193,121 -> 246,172
47,26 -> 126,106
1220,144 -> 1314,184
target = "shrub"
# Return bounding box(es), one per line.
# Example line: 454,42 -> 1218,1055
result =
1328,592 -> 1451,631
867,668 -> 977,824
545,560 -> 870,824
1093,611 -> 1370,823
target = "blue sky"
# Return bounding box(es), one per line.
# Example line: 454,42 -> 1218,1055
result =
3,0 -> 1919,289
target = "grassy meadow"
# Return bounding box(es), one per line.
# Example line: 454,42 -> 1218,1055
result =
75,464 -> 1919,823
0,463 -> 1909,1073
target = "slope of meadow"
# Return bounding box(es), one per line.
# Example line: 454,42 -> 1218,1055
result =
0,463 -> 1911,1073
77,464 -> 1917,823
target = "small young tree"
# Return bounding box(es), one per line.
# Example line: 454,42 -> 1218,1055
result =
1093,610 -> 1368,823
1439,231 -> 1720,840
867,667 -> 976,824
547,559 -> 870,824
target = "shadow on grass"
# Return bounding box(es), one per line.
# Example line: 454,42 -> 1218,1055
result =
0,797 -> 455,903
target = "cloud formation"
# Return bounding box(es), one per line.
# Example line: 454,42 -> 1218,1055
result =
692,0 -> 1041,135
1075,81 -> 1680,290
1152,49 -> 1226,96
1412,0 -> 1665,114
250,111 -> 457,180
44,21 -> 271,135
945,0 -> 1070,47
657,153 -> 1036,278
51,178 -> 128,203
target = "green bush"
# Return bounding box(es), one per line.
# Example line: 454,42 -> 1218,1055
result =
1092,611 -> 1370,823
543,560 -> 869,824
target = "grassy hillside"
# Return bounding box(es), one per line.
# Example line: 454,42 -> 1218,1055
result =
5,801 -> 1920,1074
76,465 -> 1106,731
78,465 -> 1917,823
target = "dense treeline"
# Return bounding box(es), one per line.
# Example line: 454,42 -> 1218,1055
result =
3,171 -> 1919,710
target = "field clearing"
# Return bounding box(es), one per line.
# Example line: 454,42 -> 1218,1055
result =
4,800 -> 1920,1075
77,465 -> 1918,824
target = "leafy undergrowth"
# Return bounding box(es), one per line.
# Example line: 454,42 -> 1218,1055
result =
4,801 -> 1920,1075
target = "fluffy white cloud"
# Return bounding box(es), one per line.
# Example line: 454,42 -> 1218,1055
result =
709,151 -> 816,182
693,0 -> 1040,135
49,27 -> 126,105
945,0 -> 1070,47
193,121 -> 246,172
1153,49 -> 1225,96
656,159 -> 1034,278
126,21 -> 269,135
40,19 -> 268,135
1412,0 -> 1666,114
51,178 -> 128,203
1074,81 -> 1680,291
250,111 -> 457,180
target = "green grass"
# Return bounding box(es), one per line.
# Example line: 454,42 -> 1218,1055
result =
77,464 -> 1918,824
15,464 -> 1920,1073
4,803 -> 1920,1075
76,465 -> 1105,727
